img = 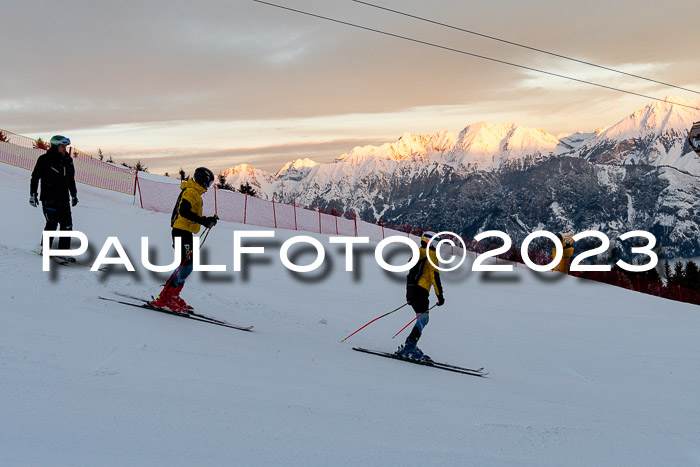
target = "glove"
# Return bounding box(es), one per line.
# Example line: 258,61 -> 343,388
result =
437,295 -> 445,306
201,216 -> 218,229
30,193 -> 39,208
71,196 -> 79,207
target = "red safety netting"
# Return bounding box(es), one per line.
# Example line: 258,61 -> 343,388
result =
571,270 -> 700,306
0,129 -> 136,195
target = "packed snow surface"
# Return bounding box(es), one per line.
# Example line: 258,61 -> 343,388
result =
1,162 -> 699,466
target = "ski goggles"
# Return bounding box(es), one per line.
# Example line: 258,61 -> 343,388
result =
50,135 -> 71,146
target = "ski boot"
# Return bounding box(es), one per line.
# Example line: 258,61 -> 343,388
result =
396,344 -> 432,362
150,287 -> 180,311
171,285 -> 193,313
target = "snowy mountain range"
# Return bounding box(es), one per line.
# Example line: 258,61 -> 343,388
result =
221,97 -> 700,258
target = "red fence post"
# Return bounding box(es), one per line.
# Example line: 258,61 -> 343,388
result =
132,169 -> 139,196
272,199 -> 277,228
136,175 -> 143,209
380,217 -> 385,239
318,207 -> 321,233
353,212 -> 358,237
293,201 -> 298,230
243,194 -> 248,224
406,222 -> 409,237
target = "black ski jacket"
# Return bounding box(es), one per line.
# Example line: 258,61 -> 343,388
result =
30,147 -> 77,203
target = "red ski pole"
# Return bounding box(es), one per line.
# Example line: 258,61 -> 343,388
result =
341,303 -> 408,342
392,304 -> 437,339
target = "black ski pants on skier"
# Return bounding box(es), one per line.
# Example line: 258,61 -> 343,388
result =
41,201 -> 73,250
168,228 -> 194,288
405,286 -> 430,347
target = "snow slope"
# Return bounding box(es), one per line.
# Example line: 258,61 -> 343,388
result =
2,162 -> 700,466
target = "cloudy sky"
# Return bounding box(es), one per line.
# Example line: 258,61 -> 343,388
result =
2,0 -> 699,174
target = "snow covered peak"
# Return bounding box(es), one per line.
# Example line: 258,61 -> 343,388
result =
445,121 -> 562,171
221,163 -> 260,176
576,96 -> 700,173
220,163 -> 275,197
276,158 -> 318,176
598,96 -> 700,141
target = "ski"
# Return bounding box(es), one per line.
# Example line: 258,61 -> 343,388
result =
111,292 -> 233,326
98,296 -> 254,332
33,250 -> 107,271
352,347 -> 488,377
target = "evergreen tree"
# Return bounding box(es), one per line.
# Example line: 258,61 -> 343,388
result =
663,260 -> 672,284
645,267 -> 661,283
164,172 -> 169,178
98,148 -> 104,161
239,182 -> 257,197
671,261 -> 685,287
179,168 -> 186,180
134,160 -> 148,172
684,260 -> 699,291
0,130 -> 9,143
107,154 -> 114,163
216,173 -> 233,191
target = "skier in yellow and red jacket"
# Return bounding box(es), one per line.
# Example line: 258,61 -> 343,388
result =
151,167 -> 218,312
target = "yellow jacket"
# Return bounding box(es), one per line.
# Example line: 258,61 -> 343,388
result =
417,247 -> 444,297
171,179 -> 207,233
553,234 -> 575,273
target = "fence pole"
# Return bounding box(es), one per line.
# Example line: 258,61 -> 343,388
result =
354,212 -> 358,237
214,185 -> 218,215
318,207 -> 321,233
272,199 -> 277,228
243,194 -> 248,224
132,169 -> 139,196
293,201 -> 298,230
136,175 -> 143,209
335,211 -> 338,235
380,217 -> 385,239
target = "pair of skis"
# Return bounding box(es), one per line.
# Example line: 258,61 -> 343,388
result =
98,294 -> 253,332
352,347 -> 488,377
33,250 -> 107,271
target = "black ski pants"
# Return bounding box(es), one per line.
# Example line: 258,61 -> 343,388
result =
405,286 -> 430,345
41,201 -> 73,250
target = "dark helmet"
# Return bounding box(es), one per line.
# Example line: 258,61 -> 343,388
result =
193,167 -> 215,188
50,135 -> 70,146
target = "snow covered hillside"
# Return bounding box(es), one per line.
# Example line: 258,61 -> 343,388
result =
2,162 -> 700,466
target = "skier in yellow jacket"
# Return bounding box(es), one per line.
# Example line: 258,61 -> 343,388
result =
151,167 -> 218,312
396,231 -> 445,361
553,232 -> 575,274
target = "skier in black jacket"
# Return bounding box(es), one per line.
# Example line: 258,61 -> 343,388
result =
29,135 -> 78,250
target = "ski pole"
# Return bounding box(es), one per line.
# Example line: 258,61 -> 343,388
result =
392,304 -> 438,339
341,303 -> 408,342
158,226 -> 213,296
